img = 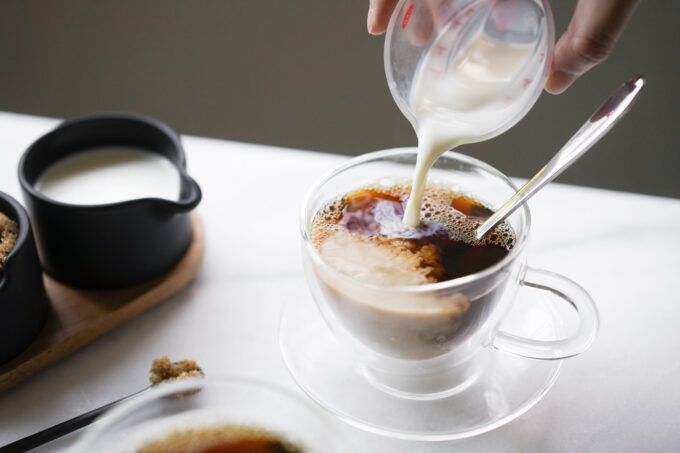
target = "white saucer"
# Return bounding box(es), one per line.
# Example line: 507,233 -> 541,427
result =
279,284 -> 564,441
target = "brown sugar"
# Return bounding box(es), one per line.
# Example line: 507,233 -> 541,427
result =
0,212 -> 19,280
149,356 -> 203,384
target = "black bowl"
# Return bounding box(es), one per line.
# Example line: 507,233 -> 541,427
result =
18,113 -> 202,290
0,191 -> 50,365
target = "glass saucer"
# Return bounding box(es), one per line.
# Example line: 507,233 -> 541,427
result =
279,284 -> 564,441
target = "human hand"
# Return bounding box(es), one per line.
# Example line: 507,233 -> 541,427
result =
366,0 -> 641,94
544,0 -> 640,94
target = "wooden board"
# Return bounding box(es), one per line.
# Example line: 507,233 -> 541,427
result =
0,212 -> 204,392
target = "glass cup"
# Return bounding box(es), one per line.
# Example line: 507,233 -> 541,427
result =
300,148 -> 598,397
71,377 -> 344,452
385,0 -> 554,143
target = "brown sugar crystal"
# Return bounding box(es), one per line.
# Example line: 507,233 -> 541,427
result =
149,356 -> 203,384
0,212 -> 19,280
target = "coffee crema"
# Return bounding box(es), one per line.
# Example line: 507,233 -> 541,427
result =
311,183 -> 514,287
138,424 -> 303,453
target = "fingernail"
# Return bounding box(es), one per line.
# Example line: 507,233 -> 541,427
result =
545,70 -> 573,95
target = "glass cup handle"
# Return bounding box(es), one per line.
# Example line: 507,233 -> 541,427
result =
493,267 -> 599,360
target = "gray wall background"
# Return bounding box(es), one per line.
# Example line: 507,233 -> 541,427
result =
1,1 -> 678,198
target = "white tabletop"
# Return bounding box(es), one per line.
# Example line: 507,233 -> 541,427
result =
0,111 -> 679,452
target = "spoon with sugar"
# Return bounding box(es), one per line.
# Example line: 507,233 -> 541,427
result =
0,357 -> 203,452
475,76 -> 646,240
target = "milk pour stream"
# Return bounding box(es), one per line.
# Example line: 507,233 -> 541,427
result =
403,31 -> 533,227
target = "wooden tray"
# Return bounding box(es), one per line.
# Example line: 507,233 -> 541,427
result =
0,212 -> 204,392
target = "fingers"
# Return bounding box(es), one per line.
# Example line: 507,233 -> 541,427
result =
408,1 -> 435,45
368,0 -> 400,34
367,0 -> 437,46
546,0 -> 640,94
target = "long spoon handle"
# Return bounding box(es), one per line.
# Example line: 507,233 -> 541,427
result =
0,387 -> 149,452
475,76 -> 646,241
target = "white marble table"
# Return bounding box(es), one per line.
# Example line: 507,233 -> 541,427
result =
0,111 -> 679,452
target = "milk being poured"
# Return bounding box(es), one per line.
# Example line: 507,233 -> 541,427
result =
403,31 -> 534,227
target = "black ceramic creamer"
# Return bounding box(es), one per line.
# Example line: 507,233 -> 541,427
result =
0,192 -> 49,364
18,113 -> 202,290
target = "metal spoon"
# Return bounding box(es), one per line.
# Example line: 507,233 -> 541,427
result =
0,362 -> 203,452
475,76 -> 646,240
